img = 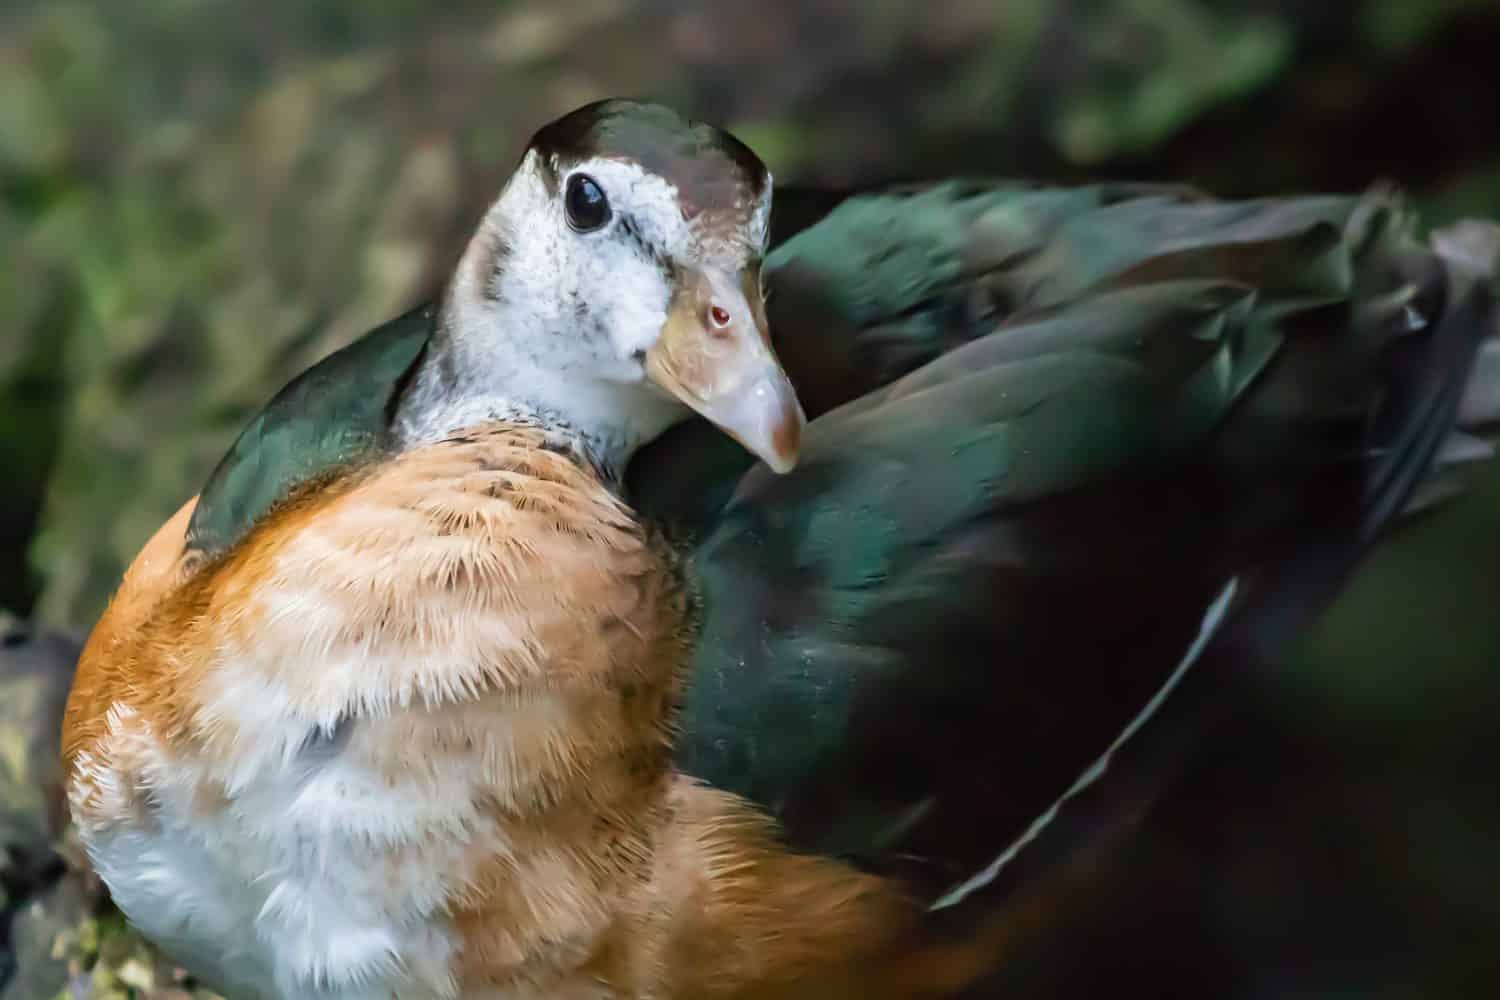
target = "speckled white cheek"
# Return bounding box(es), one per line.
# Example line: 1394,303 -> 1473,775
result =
500,154 -> 686,367
401,153 -> 698,463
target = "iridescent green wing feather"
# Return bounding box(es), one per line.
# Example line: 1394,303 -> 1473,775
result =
640,184 -> 1497,906
184,304 -> 434,560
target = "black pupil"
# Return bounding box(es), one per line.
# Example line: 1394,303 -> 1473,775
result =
566,174 -> 609,231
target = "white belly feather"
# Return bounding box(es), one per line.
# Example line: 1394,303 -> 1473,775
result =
64,430 -> 677,1000
72,703 -> 463,1000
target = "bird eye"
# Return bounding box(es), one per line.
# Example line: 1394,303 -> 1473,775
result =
565,173 -> 610,232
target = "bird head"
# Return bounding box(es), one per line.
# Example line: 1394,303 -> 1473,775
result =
434,100 -> 804,474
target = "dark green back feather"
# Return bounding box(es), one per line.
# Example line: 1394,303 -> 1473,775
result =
185,303 -> 434,560
635,182 -> 1498,903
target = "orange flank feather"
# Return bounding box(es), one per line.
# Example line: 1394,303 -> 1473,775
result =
62,493 -> 198,770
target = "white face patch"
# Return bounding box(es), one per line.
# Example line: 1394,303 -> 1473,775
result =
408,148 -> 770,470
453,151 -> 766,374
449,152 -> 678,380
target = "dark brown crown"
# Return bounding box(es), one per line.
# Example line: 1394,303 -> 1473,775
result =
530,100 -> 769,220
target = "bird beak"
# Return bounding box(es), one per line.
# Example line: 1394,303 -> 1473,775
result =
645,264 -> 805,473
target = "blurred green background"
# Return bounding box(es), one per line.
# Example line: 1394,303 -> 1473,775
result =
2,0 -> 1499,997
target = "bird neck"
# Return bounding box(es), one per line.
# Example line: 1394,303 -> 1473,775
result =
389,303 -> 680,487
390,175 -> 687,484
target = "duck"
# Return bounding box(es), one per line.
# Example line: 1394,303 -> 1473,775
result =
60,100 -> 1500,999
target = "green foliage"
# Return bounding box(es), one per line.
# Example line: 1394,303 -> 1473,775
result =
1055,1 -> 1291,163
1361,0 -> 1495,53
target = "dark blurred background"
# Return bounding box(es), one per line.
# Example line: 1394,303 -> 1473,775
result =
2,1 -> 1499,997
